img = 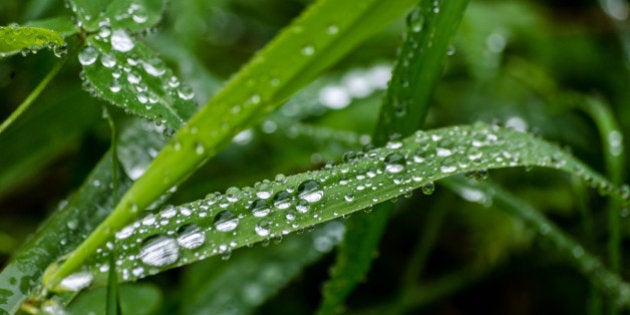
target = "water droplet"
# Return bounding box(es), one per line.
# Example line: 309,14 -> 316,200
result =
178,85 -> 195,100
142,58 -> 166,77
98,26 -> 111,38
195,142 -> 205,155
296,199 -> 310,213
127,71 -> 141,84
100,52 -> 116,68
301,45 -> 315,56
255,181 -> 273,199
273,191 -> 293,209
407,7 -> 425,32
139,236 -> 179,267
327,24 -> 339,35
421,182 -> 435,195
297,180 -> 323,203
344,193 -> 355,202
384,153 -> 406,174
109,80 -> 121,93
176,224 -> 205,249
58,271 -> 93,291
214,210 -> 239,232
251,199 -> 271,217
111,29 -> 135,52
78,46 -> 98,66
255,219 -> 272,237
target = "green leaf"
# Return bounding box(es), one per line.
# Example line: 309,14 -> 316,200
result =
68,283 -> 161,315
0,25 -> 65,58
80,34 -> 197,129
69,124 -> 627,292
67,0 -> 164,32
319,0 -> 471,313
179,221 -> 344,315
44,0 -> 420,288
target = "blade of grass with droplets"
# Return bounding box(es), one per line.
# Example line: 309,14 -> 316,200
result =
444,177 -> 630,308
43,0 -> 421,289
70,124 -> 628,293
80,34 -> 197,130
319,0 -> 470,313
0,25 -> 64,58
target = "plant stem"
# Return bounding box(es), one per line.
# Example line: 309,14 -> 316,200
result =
0,55 -> 66,135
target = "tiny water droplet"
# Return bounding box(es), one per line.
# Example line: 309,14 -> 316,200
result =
301,45 -> 315,56
421,182 -> 435,195
327,24 -> 339,35
178,85 -> 195,100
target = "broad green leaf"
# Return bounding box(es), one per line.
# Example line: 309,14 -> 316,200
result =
68,283 -> 161,315
80,34 -> 197,129
64,124 -> 627,292
44,0 -> 421,288
67,0 -> 164,32
179,221 -> 344,315
320,0 -> 471,313
0,25 -> 64,58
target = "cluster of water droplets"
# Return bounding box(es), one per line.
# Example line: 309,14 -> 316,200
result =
78,20 -> 196,128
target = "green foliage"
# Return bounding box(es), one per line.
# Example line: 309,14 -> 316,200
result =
1,0 -> 629,314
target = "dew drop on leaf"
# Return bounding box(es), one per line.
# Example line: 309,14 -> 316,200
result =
139,236 -> 179,267
58,271 -> 93,291
255,219 -> 272,237
384,152 -> 406,174
176,224 -> 205,249
273,191 -> 293,209
297,180 -> 323,203
78,46 -> 98,66
251,199 -> 271,217
111,29 -> 135,52
214,210 -> 239,232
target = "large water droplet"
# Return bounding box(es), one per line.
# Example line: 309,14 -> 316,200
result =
176,224 -> 205,249
139,236 -> 179,267
78,46 -> 98,66
100,52 -> 116,68
111,29 -> 135,52
384,153 -> 406,174
58,271 -> 93,291
142,58 -> 166,77
297,180 -> 323,203
214,210 -> 239,232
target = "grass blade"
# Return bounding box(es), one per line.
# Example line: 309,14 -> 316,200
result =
319,0 -> 470,313
43,0 -> 420,289
0,25 -> 64,58
66,124 -> 628,292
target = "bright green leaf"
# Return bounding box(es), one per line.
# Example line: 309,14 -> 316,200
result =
0,25 -> 64,58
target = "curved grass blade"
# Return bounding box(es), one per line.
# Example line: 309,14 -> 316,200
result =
64,124 -> 628,291
179,221 -> 344,315
67,0 -> 164,32
43,0 -> 420,289
0,25 -> 64,58
80,33 -> 197,129
319,0 -> 471,313
444,177 -> 630,308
